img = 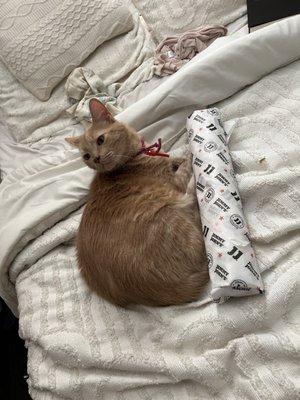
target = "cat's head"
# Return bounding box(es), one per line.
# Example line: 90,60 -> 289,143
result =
65,99 -> 140,172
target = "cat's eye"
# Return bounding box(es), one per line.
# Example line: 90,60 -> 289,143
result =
172,162 -> 179,172
83,153 -> 90,160
97,135 -> 105,146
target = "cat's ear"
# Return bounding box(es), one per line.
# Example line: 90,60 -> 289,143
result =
65,136 -> 80,147
89,98 -> 115,126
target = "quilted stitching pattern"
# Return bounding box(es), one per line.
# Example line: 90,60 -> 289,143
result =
10,60 -> 300,400
133,0 -> 247,42
0,0 -> 133,100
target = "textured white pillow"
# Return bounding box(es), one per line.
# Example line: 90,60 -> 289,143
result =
0,0 -> 134,100
132,0 -> 247,42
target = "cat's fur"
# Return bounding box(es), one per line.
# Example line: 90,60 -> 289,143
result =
65,99 -> 208,306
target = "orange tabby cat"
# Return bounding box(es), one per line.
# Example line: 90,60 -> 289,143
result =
66,99 -> 208,306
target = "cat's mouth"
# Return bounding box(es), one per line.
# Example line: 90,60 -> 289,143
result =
96,152 -> 131,171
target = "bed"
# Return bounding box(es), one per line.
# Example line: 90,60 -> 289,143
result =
0,1 -> 299,399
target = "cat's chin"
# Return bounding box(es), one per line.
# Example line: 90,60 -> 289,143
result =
94,163 -> 118,173
86,157 -> 129,172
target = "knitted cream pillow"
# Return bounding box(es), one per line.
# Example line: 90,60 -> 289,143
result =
132,0 -> 247,42
0,0 -> 134,101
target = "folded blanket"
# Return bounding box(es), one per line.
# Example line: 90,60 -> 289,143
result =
154,25 -> 227,76
65,67 -> 122,123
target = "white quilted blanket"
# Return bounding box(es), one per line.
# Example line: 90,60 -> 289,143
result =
0,16 -> 299,400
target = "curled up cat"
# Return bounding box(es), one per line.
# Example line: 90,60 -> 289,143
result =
65,99 -> 208,307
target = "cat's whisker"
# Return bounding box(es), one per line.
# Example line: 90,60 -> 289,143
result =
100,154 -> 131,166
102,151 -> 113,160
100,154 -> 130,165
112,154 -> 131,159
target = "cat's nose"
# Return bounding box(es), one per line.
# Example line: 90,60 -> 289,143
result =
94,156 -> 101,163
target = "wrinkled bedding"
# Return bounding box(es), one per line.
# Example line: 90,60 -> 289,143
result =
0,7 -> 155,178
0,14 -> 300,400
0,8 -> 248,179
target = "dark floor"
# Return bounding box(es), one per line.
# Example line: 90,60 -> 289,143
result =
0,298 -> 31,399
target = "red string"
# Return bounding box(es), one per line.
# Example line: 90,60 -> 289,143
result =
138,138 -> 169,157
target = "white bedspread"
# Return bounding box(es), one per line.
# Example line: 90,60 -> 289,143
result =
0,16 -> 299,400
0,7 -> 155,178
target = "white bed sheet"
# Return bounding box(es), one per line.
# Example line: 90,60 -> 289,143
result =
0,12 -> 248,180
0,8 -> 155,178
0,16 -> 299,400
0,78 -> 162,180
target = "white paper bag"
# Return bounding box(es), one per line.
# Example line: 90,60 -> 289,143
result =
187,108 -> 264,303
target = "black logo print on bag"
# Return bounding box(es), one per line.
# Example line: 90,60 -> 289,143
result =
193,134 -> 204,144
203,164 -> 215,175
193,114 -> 206,122
204,141 -> 218,152
230,214 -> 245,229
203,225 -> 209,237
210,233 -> 225,247
207,109 -> 219,116
227,246 -> 243,261
244,232 -> 251,242
207,253 -> 213,269
217,118 -> 223,128
216,151 -> 229,165
213,198 -> 230,212
244,262 -> 259,280
214,264 -> 229,280
215,173 -> 230,186
231,191 -> 240,201
196,181 -> 205,192
231,280 -> 250,291
217,134 -> 226,145
204,188 -> 215,203
194,157 -> 203,167
206,123 -> 217,131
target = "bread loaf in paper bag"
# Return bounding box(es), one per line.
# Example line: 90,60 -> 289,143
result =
187,108 -> 264,303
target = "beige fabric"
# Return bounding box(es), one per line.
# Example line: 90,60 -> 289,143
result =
154,25 -> 227,76
133,0 -> 246,42
0,0 -> 134,100
65,67 -> 122,123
